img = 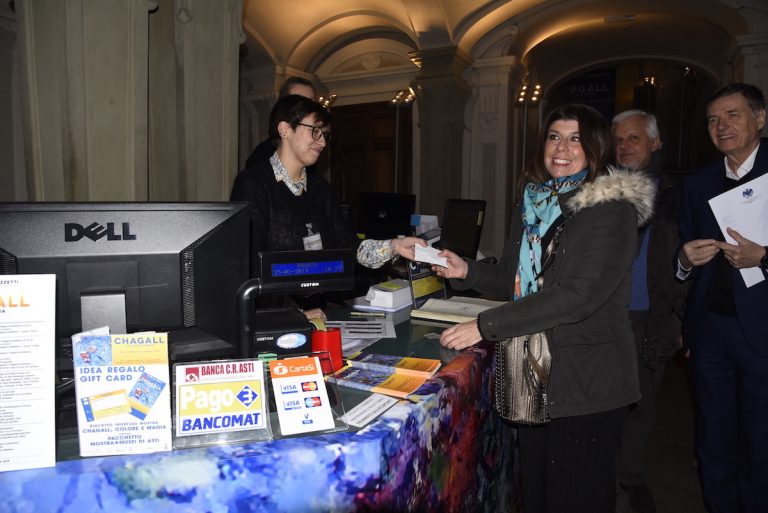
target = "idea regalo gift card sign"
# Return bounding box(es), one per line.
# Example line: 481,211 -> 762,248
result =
174,360 -> 268,443
269,356 -> 335,436
73,333 -> 172,457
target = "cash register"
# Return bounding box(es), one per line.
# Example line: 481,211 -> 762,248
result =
237,249 -> 356,358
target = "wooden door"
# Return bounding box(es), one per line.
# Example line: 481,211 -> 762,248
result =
326,101 -> 412,220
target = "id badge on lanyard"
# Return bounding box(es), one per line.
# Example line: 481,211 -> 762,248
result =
302,223 -> 323,250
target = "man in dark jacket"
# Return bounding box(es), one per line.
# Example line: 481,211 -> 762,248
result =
612,110 -> 689,513
677,83 -> 768,513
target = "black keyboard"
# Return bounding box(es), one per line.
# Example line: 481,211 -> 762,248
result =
418,228 -> 441,242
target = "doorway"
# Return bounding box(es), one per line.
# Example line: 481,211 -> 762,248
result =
325,101 -> 413,223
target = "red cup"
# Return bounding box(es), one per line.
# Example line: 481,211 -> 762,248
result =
311,327 -> 343,374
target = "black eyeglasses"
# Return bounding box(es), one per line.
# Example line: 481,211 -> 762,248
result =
296,122 -> 331,142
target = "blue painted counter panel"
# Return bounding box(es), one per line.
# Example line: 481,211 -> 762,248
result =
0,344 -> 517,512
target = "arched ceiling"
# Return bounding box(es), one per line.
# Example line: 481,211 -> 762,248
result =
503,0 -> 749,88
241,0 -> 766,89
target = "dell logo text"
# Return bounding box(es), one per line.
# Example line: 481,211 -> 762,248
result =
65,222 -> 137,242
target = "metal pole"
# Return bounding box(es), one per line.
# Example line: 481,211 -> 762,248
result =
678,73 -> 686,169
394,102 -> 400,192
521,100 -> 528,172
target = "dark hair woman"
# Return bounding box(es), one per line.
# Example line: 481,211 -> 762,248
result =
230,95 -> 425,318
231,95 -> 349,260
433,104 -> 655,512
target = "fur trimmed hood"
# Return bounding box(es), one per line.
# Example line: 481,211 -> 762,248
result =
565,167 -> 656,226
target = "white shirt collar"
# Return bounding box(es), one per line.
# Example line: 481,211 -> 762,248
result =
724,142 -> 760,180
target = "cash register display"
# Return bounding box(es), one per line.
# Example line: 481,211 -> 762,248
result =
257,249 -> 356,294
271,260 -> 345,278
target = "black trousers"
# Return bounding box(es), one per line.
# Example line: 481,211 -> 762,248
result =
517,406 -> 629,513
617,310 -> 667,485
693,312 -> 768,513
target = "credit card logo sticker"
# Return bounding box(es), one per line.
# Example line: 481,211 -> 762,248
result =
283,399 -> 302,410
276,333 -> 308,349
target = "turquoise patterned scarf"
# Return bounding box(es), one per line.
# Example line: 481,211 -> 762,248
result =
516,170 -> 587,300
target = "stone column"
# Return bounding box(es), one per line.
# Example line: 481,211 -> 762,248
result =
17,0 -> 156,200
0,4 -> 25,201
238,67 -> 279,169
463,56 -> 523,258
147,0 -> 182,200
410,46 -> 471,217
174,0 -> 244,200
730,32 -> 768,111
18,0 -> 243,201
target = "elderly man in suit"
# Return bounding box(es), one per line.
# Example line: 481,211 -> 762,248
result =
677,82 -> 768,513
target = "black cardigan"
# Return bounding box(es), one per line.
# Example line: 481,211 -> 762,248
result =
230,155 -> 358,276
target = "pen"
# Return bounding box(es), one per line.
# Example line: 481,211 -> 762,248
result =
350,311 -> 386,318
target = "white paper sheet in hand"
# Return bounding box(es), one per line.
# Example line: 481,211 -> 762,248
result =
414,245 -> 448,267
708,172 -> 768,287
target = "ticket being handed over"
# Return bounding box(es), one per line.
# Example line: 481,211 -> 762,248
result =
414,244 -> 448,267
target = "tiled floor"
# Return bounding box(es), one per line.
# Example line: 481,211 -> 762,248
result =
616,355 -> 707,513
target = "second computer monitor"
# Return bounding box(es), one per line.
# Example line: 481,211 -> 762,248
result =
439,199 -> 486,259
356,192 -> 415,239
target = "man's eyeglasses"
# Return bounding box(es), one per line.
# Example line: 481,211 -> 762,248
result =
296,123 -> 331,142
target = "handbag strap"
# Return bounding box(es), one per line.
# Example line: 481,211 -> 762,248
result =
524,338 -> 549,386
535,214 -> 569,289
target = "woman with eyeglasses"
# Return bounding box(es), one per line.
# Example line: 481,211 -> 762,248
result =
231,95 -> 424,317
432,104 -> 655,513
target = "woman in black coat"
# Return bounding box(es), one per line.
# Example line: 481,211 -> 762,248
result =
435,104 -> 655,513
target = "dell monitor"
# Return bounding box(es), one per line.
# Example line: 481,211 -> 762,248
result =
0,202 -> 251,365
356,192 -> 415,239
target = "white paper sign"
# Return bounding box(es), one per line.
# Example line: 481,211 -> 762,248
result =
269,357 -> 335,436
341,393 -> 398,428
0,274 -> 56,472
708,172 -> 768,287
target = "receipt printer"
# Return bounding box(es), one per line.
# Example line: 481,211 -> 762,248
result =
250,307 -> 313,356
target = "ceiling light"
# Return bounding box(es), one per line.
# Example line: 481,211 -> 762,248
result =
391,89 -> 414,105
317,94 -> 337,108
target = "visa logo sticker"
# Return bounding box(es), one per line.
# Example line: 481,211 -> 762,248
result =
304,396 -> 322,408
283,399 -> 302,410
280,383 -> 299,394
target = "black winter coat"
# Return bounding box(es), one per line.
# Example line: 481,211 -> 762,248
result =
452,170 -> 656,418
641,170 -> 690,368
